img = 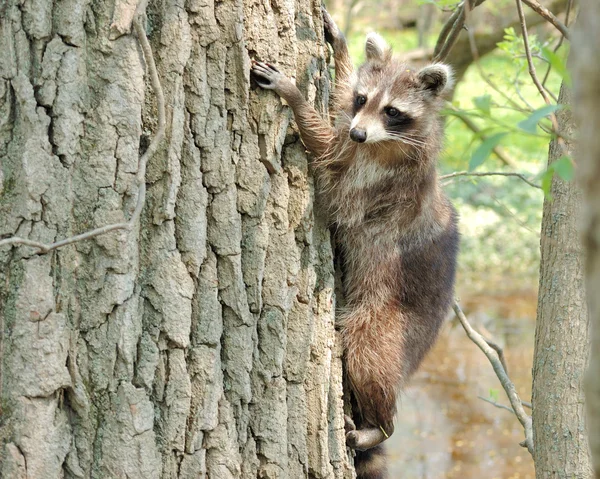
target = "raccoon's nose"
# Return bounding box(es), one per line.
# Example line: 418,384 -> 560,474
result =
350,128 -> 367,143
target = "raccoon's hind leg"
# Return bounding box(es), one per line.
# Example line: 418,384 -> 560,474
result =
251,61 -> 335,158
341,304 -> 404,451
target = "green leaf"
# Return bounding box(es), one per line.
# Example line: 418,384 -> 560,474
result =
542,47 -> 572,87
540,168 -> 554,196
540,156 -> 575,196
489,389 -> 499,402
469,132 -> 508,171
473,94 -> 492,115
553,156 -> 575,181
518,104 -> 561,134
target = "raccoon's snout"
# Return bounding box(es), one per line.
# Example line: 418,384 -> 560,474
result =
350,128 -> 367,143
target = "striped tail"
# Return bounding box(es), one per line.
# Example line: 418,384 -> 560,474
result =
354,444 -> 387,479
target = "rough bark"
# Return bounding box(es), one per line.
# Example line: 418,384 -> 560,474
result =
531,83 -> 593,479
0,0 -> 353,478
572,2 -> 600,477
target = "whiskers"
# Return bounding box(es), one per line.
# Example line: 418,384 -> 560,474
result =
385,133 -> 428,149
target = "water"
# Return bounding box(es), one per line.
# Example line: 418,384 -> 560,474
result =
387,291 -> 536,479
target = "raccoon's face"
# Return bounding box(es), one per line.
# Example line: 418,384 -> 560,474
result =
348,33 -> 453,145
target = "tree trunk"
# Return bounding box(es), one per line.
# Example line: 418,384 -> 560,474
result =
0,1 -> 353,478
572,2 -> 600,477
532,83 -> 593,479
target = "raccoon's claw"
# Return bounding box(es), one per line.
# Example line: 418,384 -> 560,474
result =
345,430 -> 361,449
251,61 -> 284,90
344,415 -> 356,434
322,6 -> 342,46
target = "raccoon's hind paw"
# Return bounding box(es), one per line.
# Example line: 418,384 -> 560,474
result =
251,61 -> 286,91
322,6 -> 343,46
346,426 -> 389,451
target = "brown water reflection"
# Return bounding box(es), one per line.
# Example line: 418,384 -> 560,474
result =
387,291 -> 537,479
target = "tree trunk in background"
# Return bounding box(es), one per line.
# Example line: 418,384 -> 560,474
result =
0,0 -> 353,478
573,2 -> 600,477
532,83 -> 593,479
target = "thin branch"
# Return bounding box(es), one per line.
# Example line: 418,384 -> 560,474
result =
484,338 -> 509,373
514,71 -> 539,110
446,108 -> 517,167
453,301 -> 534,455
434,5 -> 466,62
0,13 -> 166,255
521,0 -> 570,39
461,0 -> 534,114
434,5 -> 463,57
478,395 -> 517,413
542,0 -> 573,87
515,0 -> 563,148
439,171 -> 542,189
433,0 -> 488,63
513,57 -> 559,103
478,395 -> 533,412
435,5 -> 471,63
490,192 -> 537,234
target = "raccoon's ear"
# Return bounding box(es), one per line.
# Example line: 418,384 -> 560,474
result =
417,64 -> 454,96
365,32 -> 391,63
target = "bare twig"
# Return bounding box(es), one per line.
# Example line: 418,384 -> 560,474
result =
478,395 -> 517,413
440,171 -> 542,189
0,13 -> 165,255
514,62 -> 559,103
453,301 -> 534,455
445,108 -> 517,167
433,0 -> 488,63
521,0 -> 570,39
514,70 -> 540,109
542,0 -> 572,87
434,6 -> 466,62
515,0 -> 563,147
478,395 -> 533,412
484,338 -> 509,373
461,0 -> 534,114
433,5 -> 463,58
490,193 -> 537,233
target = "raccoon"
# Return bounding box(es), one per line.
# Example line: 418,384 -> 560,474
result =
251,10 -> 458,479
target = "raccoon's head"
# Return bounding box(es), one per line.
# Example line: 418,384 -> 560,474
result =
348,33 -> 453,145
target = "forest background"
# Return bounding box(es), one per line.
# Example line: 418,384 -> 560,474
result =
1,0 -> 597,478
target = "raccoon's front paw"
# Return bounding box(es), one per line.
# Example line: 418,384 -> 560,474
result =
251,61 -> 291,94
322,6 -> 344,47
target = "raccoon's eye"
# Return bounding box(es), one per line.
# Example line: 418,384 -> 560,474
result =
355,95 -> 367,106
385,107 -> 400,117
